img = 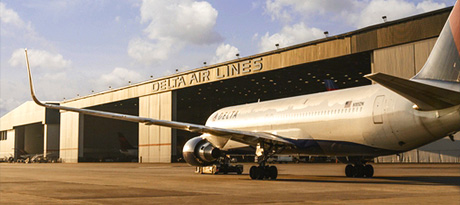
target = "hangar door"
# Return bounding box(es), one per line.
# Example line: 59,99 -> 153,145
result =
81,99 -> 139,162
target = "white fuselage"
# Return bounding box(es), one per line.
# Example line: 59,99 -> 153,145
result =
205,83 -> 460,156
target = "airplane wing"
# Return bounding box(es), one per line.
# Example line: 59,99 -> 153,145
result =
25,49 -> 294,148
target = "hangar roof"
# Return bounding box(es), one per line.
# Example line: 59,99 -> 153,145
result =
60,6 -> 452,108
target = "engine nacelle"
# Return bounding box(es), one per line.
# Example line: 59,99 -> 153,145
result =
183,136 -> 221,166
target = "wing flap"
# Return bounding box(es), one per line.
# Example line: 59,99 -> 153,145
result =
365,72 -> 460,110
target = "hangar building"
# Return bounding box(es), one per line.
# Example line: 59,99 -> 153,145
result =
1,7 -> 459,163
0,101 -> 60,161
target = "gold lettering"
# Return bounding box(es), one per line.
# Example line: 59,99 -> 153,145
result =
216,67 -> 226,78
190,73 -> 199,84
170,78 -> 177,88
152,82 -> 159,92
241,60 -> 251,73
177,76 -> 186,87
253,57 -> 263,71
201,70 -> 210,82
160,80 -> 167,90
230,64 -> 240,76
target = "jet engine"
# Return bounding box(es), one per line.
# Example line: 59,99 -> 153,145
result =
183,136 -> 221,166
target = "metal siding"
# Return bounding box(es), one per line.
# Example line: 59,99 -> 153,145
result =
138,92 -> 172,163
150,94 -> 160,162
59,112 -> 79,163
160,92 -> 172,162
352,30 -> 378,53
373,43 -> 416,79
376,13 -> 447,49
138,96 -> 150,163
414,38 -> 437,73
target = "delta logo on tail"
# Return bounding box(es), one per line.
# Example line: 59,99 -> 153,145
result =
324,79 -> 338,91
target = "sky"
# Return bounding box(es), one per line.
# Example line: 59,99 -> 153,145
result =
0,0 -> 456,116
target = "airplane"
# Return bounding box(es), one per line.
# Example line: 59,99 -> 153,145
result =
24,2 -> 460,180
324,79 -> 338,91
118,132 -> 138,158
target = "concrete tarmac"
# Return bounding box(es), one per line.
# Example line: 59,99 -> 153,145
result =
1,163 -> 459,204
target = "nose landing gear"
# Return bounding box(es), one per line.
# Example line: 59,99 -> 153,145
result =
249,142 -> 285,180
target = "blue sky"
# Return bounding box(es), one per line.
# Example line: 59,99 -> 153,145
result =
0,0 -> 456,115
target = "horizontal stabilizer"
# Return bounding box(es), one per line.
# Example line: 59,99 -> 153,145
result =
365,72 -> 460,111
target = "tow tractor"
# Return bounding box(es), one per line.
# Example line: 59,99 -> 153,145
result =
195,156 -> 243,175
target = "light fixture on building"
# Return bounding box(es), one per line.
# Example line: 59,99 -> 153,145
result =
236,53 -> 240,58
382,16 -> 387,23
324,31 -> 329,37
275,43 -> 279,49
203,62 -> 207,66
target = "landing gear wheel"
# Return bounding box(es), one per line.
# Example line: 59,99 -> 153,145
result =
363,164 -> 374,178
249,166 -> 257,179
268,166 -> 278,180
354,164 -> 364,177
345,164 -> 354,177
256,166 -> 265,180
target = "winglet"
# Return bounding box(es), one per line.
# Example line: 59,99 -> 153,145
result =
25,49 -> 46,107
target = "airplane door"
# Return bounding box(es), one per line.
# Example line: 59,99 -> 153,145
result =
373,95 -> 385,124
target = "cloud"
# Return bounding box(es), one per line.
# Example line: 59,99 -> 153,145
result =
211,43 -> 240,64
264,0 -> 361,24
127,38 -> 176,64
128,0 -> 223,64
0,2 -> 24,26
264,0 -> 448,29
0,2 -> 35,36
355,0 -> 446,28
258,22 -> 324,52
140,0 -> 221,44
96,67 -> 143,90
416,0 -> 446,11
9,49 -> 71,70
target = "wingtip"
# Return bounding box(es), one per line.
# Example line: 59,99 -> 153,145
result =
25,49 -> 46,107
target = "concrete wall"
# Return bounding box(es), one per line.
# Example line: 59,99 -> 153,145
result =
139,92 -> 172,163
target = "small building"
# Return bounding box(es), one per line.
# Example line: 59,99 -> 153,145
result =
0,101 -> 60,161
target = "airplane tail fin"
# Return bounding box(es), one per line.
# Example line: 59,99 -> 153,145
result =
413,3 -> 460,82
118,133 -> 135,151
324,79 -> 338,91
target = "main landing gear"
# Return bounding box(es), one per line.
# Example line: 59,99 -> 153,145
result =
249,142 -> 284,180
345,164 -> 374,178
338,157 -> 374,178
249,165 -> 278,180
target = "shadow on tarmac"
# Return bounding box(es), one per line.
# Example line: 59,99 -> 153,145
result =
273,176 -> 460,187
